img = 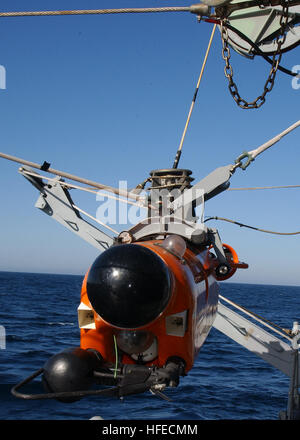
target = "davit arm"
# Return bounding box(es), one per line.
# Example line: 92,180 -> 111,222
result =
19,166 -> 114,251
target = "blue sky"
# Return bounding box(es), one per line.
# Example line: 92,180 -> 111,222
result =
0,0 -> 299,285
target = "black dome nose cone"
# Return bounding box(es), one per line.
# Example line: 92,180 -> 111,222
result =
86,244 -> 171,328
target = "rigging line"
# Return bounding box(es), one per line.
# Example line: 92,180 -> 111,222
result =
0,151 -> 141,201
113,335 -> 118,379
71,203 -> 119,235
172,23 -> 217,169
232,119 -> 300,171
204,216 -> 300,235
219,294 -> 293,341
0,7 -> 191,18
228,185 -> 300,191
248,119 -> 300,160
20,169 -> 150,209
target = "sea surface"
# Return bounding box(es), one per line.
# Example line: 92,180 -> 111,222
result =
0,271 -> 299,420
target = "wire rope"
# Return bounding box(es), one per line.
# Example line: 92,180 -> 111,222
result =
228,185 -> 300,191
205,216 -> 300,235
0,7 -> 191,18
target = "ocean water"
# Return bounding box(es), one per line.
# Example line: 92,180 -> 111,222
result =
0,271 -> 299,421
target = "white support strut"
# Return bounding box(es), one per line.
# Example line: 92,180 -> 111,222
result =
19,166 -> 114,251
213,299 -> 300,379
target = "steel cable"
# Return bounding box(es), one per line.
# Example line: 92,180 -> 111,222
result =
205,216 -> 300,235
0,7 -> 190,18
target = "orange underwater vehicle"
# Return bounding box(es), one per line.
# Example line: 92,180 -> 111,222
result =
10,166 -> 248,402
79,239 -> 245,372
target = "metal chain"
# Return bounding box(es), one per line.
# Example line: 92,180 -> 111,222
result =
220,0 -> 290,109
